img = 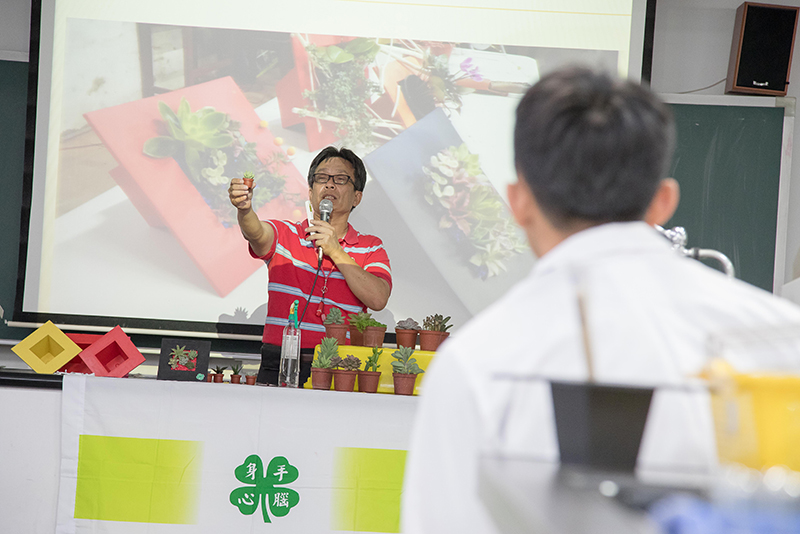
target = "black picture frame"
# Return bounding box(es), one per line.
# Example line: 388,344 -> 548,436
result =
157,337 -> 211,382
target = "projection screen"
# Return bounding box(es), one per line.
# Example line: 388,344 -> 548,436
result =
15,0 -> 655,337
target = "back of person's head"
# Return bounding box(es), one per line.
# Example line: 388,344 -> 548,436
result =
514,66 -> 675,230
307,146 -> 367,192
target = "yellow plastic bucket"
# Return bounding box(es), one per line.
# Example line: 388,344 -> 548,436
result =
711,374 -> 800,470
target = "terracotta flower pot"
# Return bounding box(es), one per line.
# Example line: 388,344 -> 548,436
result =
311,368 -> 333,390
230,375 -> 241,384
325,323 -> 349,345
362,326 -> 386,348
333,369 -> 358,392
212,373 -> 224,383
357,370 -> 382,393
392,373 -> 418,396
419,330 -> 450,352
348,325 -> 364,347
206,373 -> 213,382
242,177 -> 254,189
395,329 -> 418,349
245,375 -> 257,385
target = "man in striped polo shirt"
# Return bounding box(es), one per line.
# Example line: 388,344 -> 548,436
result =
228,146 -> 392,386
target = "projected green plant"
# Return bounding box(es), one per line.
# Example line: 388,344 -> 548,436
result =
143,97 -> 294,226
302,38 -> 382,148
422,144 -> 528,279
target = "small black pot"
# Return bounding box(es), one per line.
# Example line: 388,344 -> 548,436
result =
550,380 -> 654,472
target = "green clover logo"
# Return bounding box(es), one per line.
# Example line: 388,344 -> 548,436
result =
229,454 -> 300,523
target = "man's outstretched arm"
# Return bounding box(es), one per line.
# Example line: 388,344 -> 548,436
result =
228,178 -> 275,257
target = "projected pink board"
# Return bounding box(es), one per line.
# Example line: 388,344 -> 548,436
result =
84,76 -> 308,297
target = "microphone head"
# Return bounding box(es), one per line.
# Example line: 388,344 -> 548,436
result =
319,199 -> 333,222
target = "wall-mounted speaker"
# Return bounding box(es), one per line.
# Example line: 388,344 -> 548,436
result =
726,2 -> 799,96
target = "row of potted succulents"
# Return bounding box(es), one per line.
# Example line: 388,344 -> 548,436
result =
323,308 -> 387,347
206,364 -> 258,384
323,308 -> 453,352
310,337 -> 425,395
396,314 -> 453,352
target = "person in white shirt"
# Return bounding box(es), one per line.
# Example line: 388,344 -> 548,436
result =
401,66 -> 800,534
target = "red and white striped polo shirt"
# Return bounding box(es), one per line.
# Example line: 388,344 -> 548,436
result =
250,219 -> 392,348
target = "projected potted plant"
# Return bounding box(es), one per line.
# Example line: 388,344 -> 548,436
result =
332,354 -> 361,392
410,51 -> 480,115
358,347 -> 383,393
395,317 -> 421,349
391,346 -> 424,395
311,336 -> 338,390
419,314 -> 452,352
323,307 -> 349,345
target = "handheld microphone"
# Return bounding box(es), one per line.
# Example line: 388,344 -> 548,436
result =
318,199 -> 333,262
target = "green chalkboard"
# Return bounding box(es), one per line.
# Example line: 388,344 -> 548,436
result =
0,60 -> 33,342
666,103 -> 785,292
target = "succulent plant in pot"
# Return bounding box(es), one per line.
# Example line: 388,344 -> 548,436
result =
211,365 -> 228,383
323,307 -> 349,345
363,318 -> 387,348
395,317 -> 421,349
242,170 -> 255,190
229,362 -> 243,384
391,346 -> 425,395
244,371 -> 257,385
419,314 -> 452,352
358,347 -> 383,393
311,337 -> 338,390
347,311 -> 372,346
332,354 -> 361,392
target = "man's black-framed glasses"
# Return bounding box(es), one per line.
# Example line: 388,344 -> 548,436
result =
313,173 -> 353,186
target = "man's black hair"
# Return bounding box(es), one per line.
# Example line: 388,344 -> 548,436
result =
514,66 -> 675,230
307,146 -> 367,192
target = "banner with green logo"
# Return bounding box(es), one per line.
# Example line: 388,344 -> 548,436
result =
57,375 -> 417,533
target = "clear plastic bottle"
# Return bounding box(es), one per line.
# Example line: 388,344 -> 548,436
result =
279,300 -> 301,388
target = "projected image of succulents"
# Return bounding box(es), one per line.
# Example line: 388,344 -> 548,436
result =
143,97 -> 294,226
300,37 -> 384,148
422,144 -> 527,279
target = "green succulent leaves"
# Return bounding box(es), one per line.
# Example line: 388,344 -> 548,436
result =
423,314 -> 452,332
313,337 -> 339,369
143,99 -> 234,163
391,346 -> 424,375
365,347 -> 382,372
323,307 -> 345,325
